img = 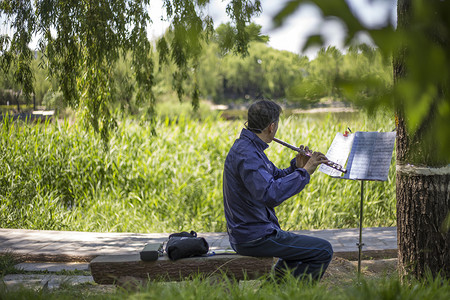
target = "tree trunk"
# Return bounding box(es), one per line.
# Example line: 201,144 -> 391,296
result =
15,90 -> 21,112
396,113 -> 450,278
395,0 -> 450,279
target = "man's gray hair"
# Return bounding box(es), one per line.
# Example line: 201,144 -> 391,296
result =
246,100 -> 282,133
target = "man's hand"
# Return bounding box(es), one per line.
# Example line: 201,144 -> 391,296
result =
302,151 -> 329,175
295,145 -> 311,168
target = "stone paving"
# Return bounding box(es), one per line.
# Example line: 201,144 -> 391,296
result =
15,262 -> 90,272
0,227 -> 397,289
0,227 -> 397,262
3,262 -> 92,290
3,274 -> 94,290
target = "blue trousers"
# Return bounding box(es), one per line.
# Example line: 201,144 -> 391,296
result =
231,229 -> 333,281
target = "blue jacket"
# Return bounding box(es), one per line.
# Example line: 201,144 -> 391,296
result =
223,129 -> 310,244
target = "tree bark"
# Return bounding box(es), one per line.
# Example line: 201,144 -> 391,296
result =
396,157 -> 450,278
395,0 -> 450,279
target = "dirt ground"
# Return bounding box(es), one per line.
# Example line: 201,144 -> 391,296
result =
322,257 -> 398,286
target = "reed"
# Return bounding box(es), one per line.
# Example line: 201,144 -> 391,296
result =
0,110 -> 395,233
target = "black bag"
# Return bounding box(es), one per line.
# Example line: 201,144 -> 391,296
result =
165,230 -> 209,260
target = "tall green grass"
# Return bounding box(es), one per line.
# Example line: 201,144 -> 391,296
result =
271,111 -> 397,230
0,110 -> 395,233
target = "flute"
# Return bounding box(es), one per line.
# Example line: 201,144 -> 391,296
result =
272,137 -> 347,174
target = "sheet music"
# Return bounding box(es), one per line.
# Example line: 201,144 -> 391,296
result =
343,131 -> 396,181
319,131 -> 395,181
319,132 -> 355,177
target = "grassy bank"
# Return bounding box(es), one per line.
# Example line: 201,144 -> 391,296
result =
0,110 -> 396,233
1,274 -> 449,300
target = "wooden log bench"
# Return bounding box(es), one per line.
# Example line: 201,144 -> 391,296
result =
89,253 -> 274,285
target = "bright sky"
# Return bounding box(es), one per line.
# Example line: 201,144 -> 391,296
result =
147,0 -> 397,58
1,0 -> 397,58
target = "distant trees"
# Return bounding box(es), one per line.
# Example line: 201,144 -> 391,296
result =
1,0 -> 393,123
1,18 -> 392,114
198,41 -> 308,103
128,29 -> 392,108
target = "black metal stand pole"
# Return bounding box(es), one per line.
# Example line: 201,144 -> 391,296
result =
357,180 -> 365,279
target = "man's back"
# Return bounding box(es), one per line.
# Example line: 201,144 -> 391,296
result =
223,128 -> 310,244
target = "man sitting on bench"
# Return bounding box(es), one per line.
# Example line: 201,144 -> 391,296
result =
223,100 -> 333,282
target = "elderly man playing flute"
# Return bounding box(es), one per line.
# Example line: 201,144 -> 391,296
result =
223,100 -> 333,282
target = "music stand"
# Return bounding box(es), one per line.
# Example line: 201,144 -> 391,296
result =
319,131 -> 396,279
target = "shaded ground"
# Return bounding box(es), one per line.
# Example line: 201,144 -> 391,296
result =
322,257 -> 397,286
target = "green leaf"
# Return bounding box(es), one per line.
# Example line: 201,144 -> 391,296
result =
273,0 -> 303,28
302,35 -> 324,52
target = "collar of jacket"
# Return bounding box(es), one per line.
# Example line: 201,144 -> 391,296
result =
240,128 -> 269,152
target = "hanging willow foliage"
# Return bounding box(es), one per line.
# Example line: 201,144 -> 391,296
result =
0,0 -> 262,138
